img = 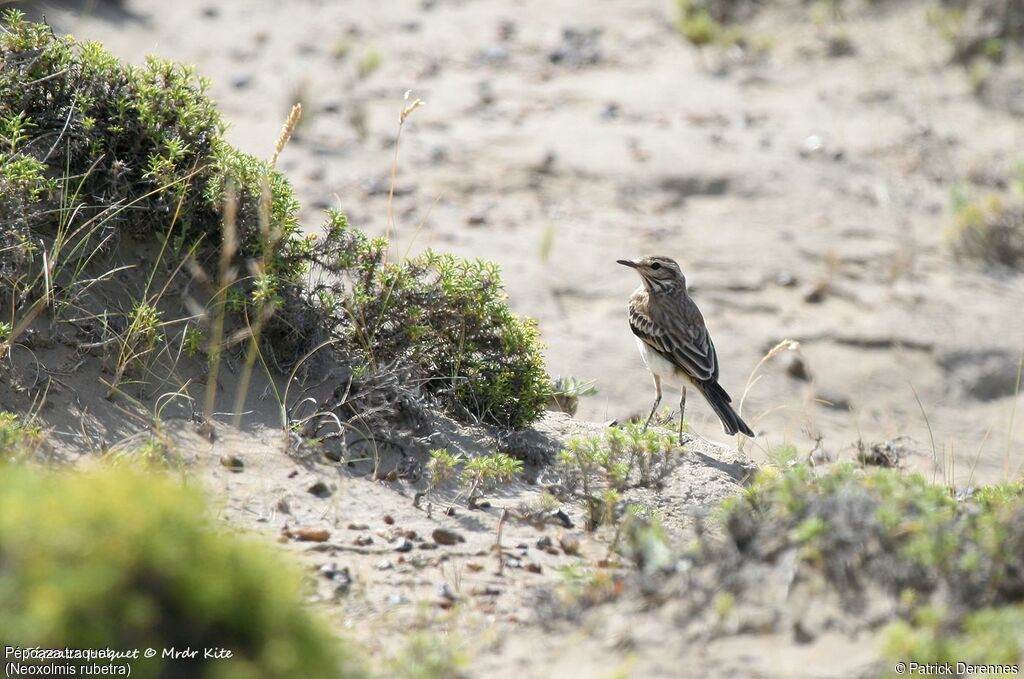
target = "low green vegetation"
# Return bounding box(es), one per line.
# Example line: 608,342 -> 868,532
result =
673,0 -> 751,46
712,460 -> 1024,666
421,448 -> 523,509
0,411 -> 42,461
0,464 -> 361,678
556,424 -> 682,529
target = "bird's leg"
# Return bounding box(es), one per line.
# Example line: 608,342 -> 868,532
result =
643,374 -> 662,432
678,385 -> 687,445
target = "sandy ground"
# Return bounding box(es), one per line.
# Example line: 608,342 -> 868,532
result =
43,0 -> 1024,485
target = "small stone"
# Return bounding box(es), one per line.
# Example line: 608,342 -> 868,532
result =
292,527 -> 331,542
395,538 -> 414,553
347,523 -> 370,530
466,561 -> 484,572
536,536 -> 553,550
418,542 -> 439,550
559,534 -> 581,556
525,561 -> 543,574
802,281 -> 829,304
276,498 -> 291,514
437,582 -> 457,601
220,455 -> 244,472
403,530 -> 418,540
383,514 -> 395,525
308,481 -> 333,498
432,528 -> 466,546
776,272 -> 798,287
354,535 -> 374,546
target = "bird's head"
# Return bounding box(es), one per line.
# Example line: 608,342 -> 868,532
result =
617,255 -> 686,290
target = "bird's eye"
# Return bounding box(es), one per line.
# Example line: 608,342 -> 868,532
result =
650,262 -> 661,270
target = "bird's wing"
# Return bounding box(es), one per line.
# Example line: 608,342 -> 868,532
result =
628,297 -> 720,382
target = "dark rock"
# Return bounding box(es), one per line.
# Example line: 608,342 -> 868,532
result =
395,538 -> 414,553
308,481 -> 333,498
432,528 -> 466,545
220,455 -> 244,472
548,509 -> 574,529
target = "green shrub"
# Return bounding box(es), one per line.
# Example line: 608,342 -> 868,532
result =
0,9 -> 300,317
714,462 -> 1024,661
0,13 -> 551,432
304,210 -> 550,429
0,465 -> 360,678
0,10 -> 301,252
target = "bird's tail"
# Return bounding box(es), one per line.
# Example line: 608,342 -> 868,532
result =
698,380 -> 755,437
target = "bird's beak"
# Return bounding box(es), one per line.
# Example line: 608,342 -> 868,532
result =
616,259 -> 639,269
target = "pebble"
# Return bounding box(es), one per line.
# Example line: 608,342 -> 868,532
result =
220,455 -> 244,472
559,534 -> 581,556
354,534 -> 374,546
395,538 -> 414,553
308,481 -> 333,498
432,528 -> 466,545
536,536 -> 553,550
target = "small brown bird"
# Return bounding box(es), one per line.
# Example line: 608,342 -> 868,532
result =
618,255 -> 754,440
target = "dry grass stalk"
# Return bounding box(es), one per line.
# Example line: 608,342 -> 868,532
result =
384,90 -> 425,261
270,103 -> 302,169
